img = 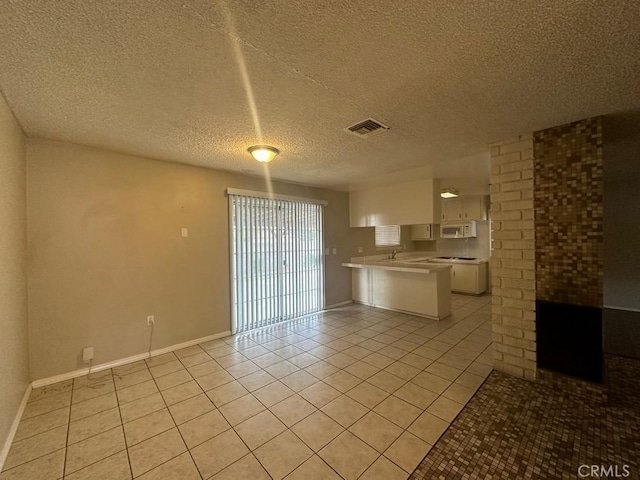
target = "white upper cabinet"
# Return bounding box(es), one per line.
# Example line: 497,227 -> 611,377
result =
349,179 -> 441,227
441,195 -> 487,222
442,198 -> 463,222
461,195 -> 487,220
411,224 -> 435,241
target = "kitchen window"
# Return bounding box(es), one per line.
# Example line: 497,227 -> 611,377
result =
375,225 -> 401,248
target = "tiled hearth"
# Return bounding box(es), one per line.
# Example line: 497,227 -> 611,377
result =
411,367 -> 640,479
1,294 -> 492,480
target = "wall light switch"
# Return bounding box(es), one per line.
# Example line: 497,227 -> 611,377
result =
181,228 -> 188,238
332,248 -> 337,255
324,248 -> 330,255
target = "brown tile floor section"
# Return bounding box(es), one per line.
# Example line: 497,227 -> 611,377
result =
0,294 -> 492,479
411,368 -> 640,480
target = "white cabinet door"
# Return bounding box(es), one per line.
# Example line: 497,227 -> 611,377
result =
451,263 -> 488,294
442,196 -> 488,222
442,198 -> 463,222
451,264 -> 478,293
411,224 -> 433,240
462,195 -> 487,221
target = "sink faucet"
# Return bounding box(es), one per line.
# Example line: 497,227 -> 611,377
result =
389,249 -> 398,259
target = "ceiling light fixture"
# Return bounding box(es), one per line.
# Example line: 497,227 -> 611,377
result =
440,188 -> 459,198
248,145 -> 280,163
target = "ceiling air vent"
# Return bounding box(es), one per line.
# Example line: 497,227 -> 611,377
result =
345,118 -> 390,137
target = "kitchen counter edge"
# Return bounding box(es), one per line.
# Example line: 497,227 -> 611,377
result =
341,262 -> 452,275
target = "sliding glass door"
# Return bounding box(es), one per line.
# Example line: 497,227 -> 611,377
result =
228,192 -> 324,333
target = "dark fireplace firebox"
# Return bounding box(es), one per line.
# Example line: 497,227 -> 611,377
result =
536,300 -> 603,383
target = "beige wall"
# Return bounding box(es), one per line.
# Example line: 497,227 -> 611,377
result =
27,139 -> 354,380
0,95 -> 30,451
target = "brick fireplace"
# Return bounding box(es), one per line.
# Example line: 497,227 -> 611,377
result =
490,117 -> 604,382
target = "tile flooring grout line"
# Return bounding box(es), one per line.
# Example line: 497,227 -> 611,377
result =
113,387 -> 135,480
13,296 -> 491,480
8,406 -> 70,444
60,425 -> 124,478
167,342 -> 281,476
145,352 -> 204,480
0,446 -> 66,476
188,312 -> 461,474
59,377 -> 76,479
249,347 -> 458,472
65,448 -> 130,480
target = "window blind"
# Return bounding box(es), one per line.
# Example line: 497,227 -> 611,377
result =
228,193 -> 324,333
375,225 -> 401,247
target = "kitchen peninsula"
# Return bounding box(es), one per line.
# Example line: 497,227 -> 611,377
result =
342,256 -> 452,320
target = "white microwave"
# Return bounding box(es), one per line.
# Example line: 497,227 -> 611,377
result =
440,221 -> 477,238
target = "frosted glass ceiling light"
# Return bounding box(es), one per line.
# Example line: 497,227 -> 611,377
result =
440,188 -> 459,198
248,145 -> 280,163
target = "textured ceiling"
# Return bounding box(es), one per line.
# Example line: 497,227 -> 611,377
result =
1,1 -> 639,191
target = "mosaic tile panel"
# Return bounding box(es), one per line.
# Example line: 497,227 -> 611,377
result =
533,116 -> 604,308
606,354 -> 640,410
412,369 -> 640,480
536,367 -> 606,403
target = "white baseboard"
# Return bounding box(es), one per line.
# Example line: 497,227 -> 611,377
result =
31,331 -> 231,389
604,305 -> 640,313
0,383 -> 32,471
325,300 -> 354,309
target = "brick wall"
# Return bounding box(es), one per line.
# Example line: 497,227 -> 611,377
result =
490,135 -> 537,380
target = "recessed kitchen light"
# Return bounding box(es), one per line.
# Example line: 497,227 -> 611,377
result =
441,188 -> 459,198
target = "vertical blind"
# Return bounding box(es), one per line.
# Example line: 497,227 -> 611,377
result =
228,192 -> 325,333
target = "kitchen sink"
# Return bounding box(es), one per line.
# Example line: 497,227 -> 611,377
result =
435,256 -> 478,261
377,256 -> 431,263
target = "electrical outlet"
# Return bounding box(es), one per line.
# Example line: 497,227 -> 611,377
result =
357,246 -> 363,253
181,227 -> 188,238
332,247 -> 337,255
147,315 -> 155,326
82,346 -> 94,363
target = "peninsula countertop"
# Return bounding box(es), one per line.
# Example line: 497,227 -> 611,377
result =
341,258 -> 452,275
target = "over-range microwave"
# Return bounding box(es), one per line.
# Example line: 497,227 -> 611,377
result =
440,221 -> 477,238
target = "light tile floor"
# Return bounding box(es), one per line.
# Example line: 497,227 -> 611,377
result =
1,294 -> 492,480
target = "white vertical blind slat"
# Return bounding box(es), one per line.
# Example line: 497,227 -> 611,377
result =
229,194 -> 324,332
